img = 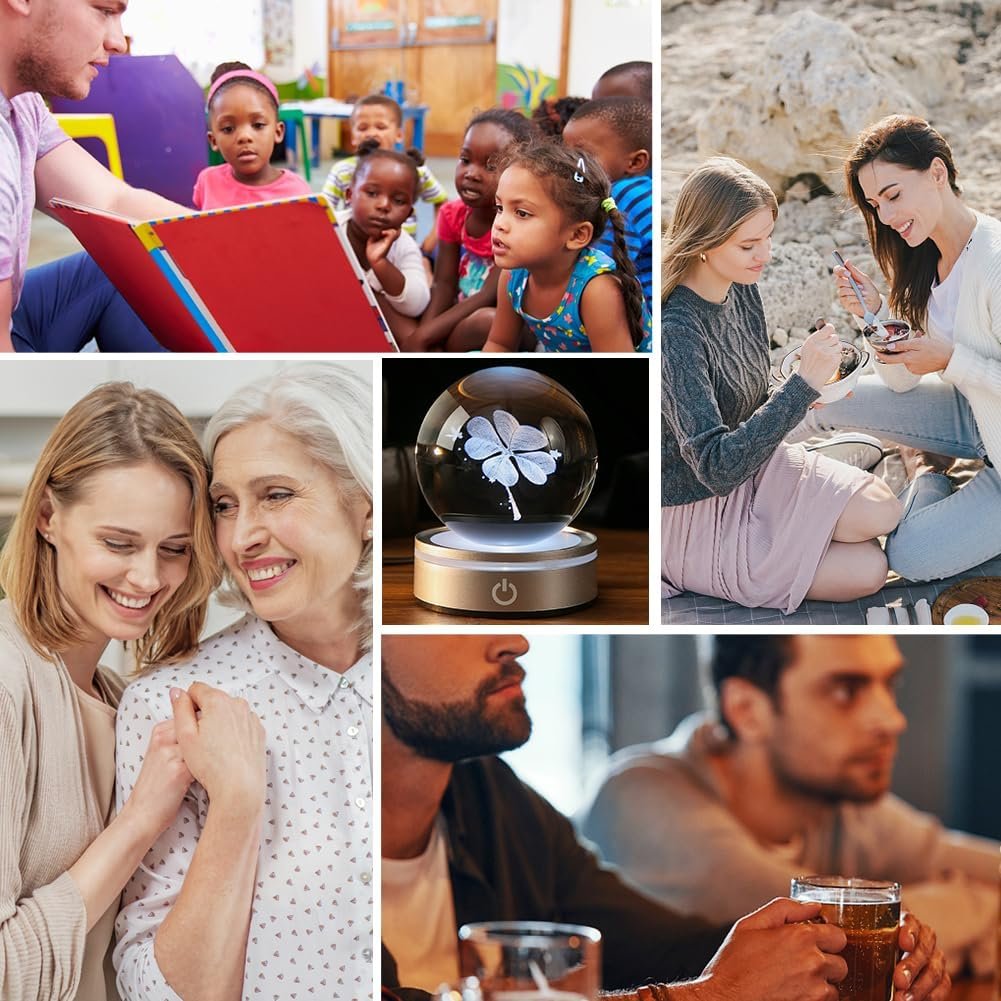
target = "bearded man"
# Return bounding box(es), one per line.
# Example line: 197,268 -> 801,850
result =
1,0 -> 183,350
579,634 -> 998,976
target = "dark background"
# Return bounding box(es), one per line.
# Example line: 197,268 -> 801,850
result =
382,358 -> 650,539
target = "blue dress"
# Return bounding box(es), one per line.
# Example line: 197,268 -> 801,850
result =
508,248 -> 652,352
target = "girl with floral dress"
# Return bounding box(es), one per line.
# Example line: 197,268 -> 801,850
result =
484,142 -> 651,353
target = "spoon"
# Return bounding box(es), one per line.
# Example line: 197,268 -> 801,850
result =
832,250 -> 890,341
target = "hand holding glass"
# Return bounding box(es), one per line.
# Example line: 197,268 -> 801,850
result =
790,876 -> 900,1001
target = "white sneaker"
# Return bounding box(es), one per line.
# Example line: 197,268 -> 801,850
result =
805,433 -> 885,471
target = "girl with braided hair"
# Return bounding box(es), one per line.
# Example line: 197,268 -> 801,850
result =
484,142 -> 651,352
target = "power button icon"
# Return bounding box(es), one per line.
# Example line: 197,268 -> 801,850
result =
491,577 -> 518,606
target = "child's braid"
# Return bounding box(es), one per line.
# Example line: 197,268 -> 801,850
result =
605,205 -> 646,348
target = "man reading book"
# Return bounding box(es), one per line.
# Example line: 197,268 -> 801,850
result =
0,0 -> 186,351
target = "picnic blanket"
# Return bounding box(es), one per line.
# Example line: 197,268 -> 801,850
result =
661,447 -> 995,625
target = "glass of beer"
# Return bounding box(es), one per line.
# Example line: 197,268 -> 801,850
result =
791,876 -> 900,1001
457,921 -> 601,1000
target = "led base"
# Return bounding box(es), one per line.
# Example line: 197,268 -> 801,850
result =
413,527 -> 598,616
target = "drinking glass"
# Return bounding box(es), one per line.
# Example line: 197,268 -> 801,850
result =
790,875 -> 900,1001
456,921 -> 601,1000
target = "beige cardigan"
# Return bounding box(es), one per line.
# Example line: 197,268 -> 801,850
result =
0,600 -> 124,1000
872,211 -> 1001,463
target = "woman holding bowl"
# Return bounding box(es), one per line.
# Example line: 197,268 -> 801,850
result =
662,157 -> 901,613
114,363 -> 374,1001
0,382 -> 221,1000
806,114 -> 1001,581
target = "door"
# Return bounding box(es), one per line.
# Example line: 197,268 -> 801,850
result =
329,0 -> 498,157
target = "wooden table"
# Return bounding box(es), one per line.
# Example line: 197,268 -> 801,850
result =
381,527 -> 649,625
949,979 -> 992,1001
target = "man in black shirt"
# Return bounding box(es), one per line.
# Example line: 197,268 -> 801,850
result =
381,635 -> 950,1001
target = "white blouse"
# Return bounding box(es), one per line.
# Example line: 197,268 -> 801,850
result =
113,613 -> 373,1000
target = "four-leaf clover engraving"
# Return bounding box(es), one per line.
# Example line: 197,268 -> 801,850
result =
463,410 -> 561,521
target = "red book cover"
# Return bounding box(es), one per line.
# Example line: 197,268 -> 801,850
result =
49,196 -> 397,353
48,200 -> 211,351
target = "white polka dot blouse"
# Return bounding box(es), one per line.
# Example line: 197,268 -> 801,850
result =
112,613 -> 373,1000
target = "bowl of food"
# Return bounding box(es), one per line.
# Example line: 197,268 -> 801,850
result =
863,318 -> 912,351
778,340 -> 870,404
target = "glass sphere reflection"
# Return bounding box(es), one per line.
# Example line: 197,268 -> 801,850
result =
416,367 -> 598,549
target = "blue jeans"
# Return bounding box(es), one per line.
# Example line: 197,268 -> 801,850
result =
11,252 -> 165,352
804,377 -> 1001,580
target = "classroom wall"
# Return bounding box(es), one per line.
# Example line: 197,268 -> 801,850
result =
125,0 -> 324,93
567,0 -> 652,96
126,0 -> 265,87
496,0 -> 564,109
264,0 -> 328,94
293,0 -> 328,89
496,0 -> 652,111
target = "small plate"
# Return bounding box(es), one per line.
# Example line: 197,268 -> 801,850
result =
931,577 -> 1001,625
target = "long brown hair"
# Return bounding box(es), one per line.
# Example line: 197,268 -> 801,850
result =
503,140 -> 648,348
662,157 -> 778,301
0,383 -> 221,669
845,115 -> 961,331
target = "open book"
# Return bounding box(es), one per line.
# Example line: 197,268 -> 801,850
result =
49,194 -> 397,352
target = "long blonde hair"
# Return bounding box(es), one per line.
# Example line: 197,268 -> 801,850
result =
0,383 -> 221,669
662,157 -> 778,300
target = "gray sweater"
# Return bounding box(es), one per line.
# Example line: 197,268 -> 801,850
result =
661,282 -> 819,506
578,713 -> 1000,974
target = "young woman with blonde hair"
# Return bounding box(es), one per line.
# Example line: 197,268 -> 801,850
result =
808,114 -> 1001,580
661,156 -> 901,613
0,382 -> 220,1000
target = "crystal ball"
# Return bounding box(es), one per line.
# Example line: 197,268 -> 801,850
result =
416,367 -> 598,549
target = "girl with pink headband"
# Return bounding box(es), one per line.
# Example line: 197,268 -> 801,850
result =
192,61 -> 312,210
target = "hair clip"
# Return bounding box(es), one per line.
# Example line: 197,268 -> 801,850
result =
601,196 -> 617,213
574,157 -> 586,183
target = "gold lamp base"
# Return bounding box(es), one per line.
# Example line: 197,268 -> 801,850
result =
413,527 -> 598,616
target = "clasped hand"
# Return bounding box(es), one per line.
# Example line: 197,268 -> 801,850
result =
169,682 -> 267,815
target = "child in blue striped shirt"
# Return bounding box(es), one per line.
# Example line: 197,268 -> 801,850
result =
562,98 -> 653,309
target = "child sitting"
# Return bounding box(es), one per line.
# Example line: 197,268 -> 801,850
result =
530,96 -> 588,139
337,139 -> 430,342
562,97 -> 653,307
591,60 -> 653,102
407,108 -> 536,352
484,142 -> 651,353
193,61 -> 312,209
322,94 -> 446,258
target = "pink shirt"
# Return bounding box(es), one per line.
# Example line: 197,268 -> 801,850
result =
437,198 -> 495,300
192,164 -> 312,210
0,89 -> 69,316
437,199 -> 493,258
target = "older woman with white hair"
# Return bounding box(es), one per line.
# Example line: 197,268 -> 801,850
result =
113,363 -> 374,1001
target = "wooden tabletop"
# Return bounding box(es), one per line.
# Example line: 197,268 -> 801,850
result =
949,979 -> 992,1001
381,526 -> 649,625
